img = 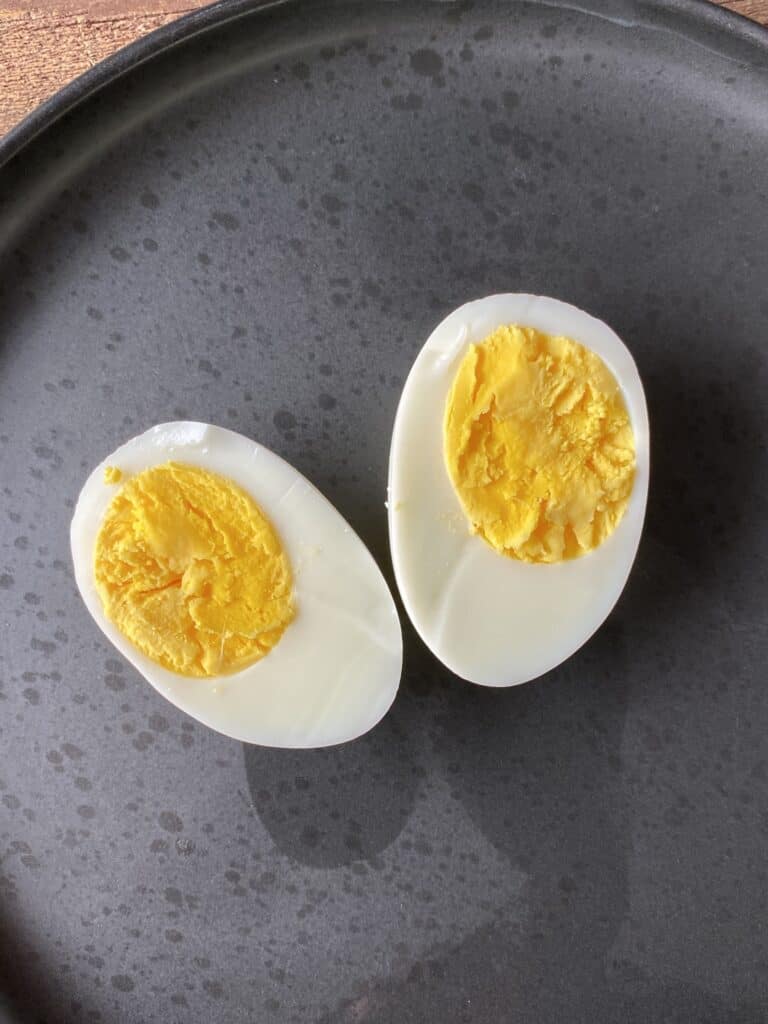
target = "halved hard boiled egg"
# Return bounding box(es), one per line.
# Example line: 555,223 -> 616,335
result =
72,422 -> 402,747
388,294 -> 649,687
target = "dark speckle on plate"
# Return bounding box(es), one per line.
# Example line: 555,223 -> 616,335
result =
0,1 -> 766,1022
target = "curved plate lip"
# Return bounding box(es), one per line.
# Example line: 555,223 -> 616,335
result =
0,0 -> 766,172
0,0 -> 291,169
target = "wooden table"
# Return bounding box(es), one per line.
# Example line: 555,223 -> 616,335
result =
0,0 -> 766,140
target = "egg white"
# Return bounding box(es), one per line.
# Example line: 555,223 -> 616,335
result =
388,294 -> 650,687
71,422 -> 402,747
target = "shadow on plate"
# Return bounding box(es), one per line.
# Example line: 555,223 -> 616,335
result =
0,903 -> 102,1024
242,677 -> 426,869
322,923 -> 766,1024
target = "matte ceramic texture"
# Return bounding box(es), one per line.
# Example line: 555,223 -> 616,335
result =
0,1 -> 767,1021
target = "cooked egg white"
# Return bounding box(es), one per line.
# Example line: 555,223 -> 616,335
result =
72,422 -> 403,747
388,294 -> 649,688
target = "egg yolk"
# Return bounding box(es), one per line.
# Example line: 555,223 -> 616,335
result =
94,462 -> 295,676
443,325 -> 636,563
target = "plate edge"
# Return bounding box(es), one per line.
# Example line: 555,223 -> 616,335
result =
0,0 -> 766,171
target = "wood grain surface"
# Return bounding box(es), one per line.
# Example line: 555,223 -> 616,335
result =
0,0 -> 766,140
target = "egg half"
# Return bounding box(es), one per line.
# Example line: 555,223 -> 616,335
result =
388,294 -> 649,687
71,422 -> 403,747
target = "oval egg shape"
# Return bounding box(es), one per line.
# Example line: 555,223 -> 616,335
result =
72,422 -> 403,747
388,294 -> 649,687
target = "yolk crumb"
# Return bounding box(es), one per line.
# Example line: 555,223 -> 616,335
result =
443,325 -> 636,563
104,466 -> 123,484
94,462 -> 295,676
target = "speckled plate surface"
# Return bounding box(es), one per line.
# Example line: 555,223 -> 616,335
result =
1,1 -> 767,1021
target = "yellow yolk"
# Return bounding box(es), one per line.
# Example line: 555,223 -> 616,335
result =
443,325 -> 636,563
94,462 -> 295,676
103,466 -> 122,484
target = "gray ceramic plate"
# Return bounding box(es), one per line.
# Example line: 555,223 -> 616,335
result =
1,1 -> 767,1021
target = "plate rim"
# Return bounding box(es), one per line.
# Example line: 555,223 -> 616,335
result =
0,0 -> 766,172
